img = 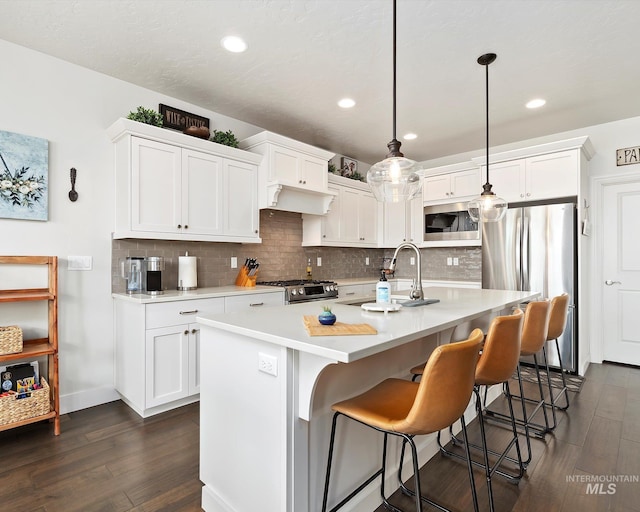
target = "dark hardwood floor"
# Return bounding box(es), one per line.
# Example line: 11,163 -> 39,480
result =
1,362 -> 639,511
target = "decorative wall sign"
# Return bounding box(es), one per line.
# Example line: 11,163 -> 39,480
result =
159,104 -> 210,132
616,145 -> 640,166
0,130 -> 48,221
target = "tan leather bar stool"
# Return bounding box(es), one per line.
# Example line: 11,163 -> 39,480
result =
321,330 -> 484,512
411,310 -> 525,512
545,293 -> 571,411
484,300 -> 552,465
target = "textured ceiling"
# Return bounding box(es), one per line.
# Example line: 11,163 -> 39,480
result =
1,0 -> 639,164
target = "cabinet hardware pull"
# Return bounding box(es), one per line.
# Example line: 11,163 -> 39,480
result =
249,302 -> 264,307
345,292 -> 355,296
191,328 -> 198,334
605,280 -> 622,286
179,310 -> 199,315
184,225 -> 188,229
184,330 -> 189,335
177,224 -> 182,229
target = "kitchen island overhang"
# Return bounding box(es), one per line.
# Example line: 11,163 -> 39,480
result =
197,287 -> 539,512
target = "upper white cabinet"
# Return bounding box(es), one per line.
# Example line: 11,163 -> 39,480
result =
473,137 -> 595,205
240,131 -> 336,215
302,175 -> 379,247
108,118 -> 262,243
423,167 -> 481,205
381,197 -> 422,247
481,151 -> 578,203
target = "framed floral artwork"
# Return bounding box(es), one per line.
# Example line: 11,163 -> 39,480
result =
0,129 -> 48,221
340,157 -> 357,178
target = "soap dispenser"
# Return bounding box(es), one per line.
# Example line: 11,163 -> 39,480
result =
376,270 -> 391,304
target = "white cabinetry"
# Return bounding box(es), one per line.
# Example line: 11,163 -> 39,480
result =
338,282 -> 378,299
472,138 -> 595,205
114,290 -> 285,417
423,167 -> 480,204
115,297 -> 224,417
382,197 -> 422,247
302,175 -> 379,247
224,292 -> 285,313
240,131 -> 336,215
108,118 -> 262,243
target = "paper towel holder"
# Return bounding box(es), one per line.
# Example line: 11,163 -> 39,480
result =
178,252 -> 198,291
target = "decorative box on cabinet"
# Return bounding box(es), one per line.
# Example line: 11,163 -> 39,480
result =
108,118 -> 262,243
0,256 -> 60,435
302,175 -> 379,247
240,131 -> 336,215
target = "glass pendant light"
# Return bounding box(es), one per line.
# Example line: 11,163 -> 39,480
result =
367,0 -> 422,203
468,53 -> 507,222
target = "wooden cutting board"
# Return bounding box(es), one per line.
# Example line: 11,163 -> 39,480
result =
303,315 -> 377,336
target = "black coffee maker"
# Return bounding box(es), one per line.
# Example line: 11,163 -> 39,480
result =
144,256 -> 164,295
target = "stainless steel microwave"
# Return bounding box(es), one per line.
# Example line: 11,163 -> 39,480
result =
424,202 -> 480,242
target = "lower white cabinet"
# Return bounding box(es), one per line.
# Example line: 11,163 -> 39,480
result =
115,297 -> 225,417
114,291 -> 285,417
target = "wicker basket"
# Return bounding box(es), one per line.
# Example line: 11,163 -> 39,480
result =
0,377 -> 51,426
0,325 -> 23,355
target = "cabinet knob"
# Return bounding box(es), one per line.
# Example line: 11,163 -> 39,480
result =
303,180 -> 306,184
526,193 -> 531,197
177,224 -> 182,229
255,230 -> 258,234
520,194 -> 525,198
299,180 -> 303,184
184,330 -> 189,335
191,328 -> 198,334
184,225 -> 189,229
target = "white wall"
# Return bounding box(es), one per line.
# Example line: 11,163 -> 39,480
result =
0,39 -> 262,413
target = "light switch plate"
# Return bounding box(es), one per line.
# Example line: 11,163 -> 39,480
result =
67,255 -> 92,270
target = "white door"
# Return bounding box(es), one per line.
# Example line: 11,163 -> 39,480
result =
225,159 -> 259,238
602,179 -> 640,365
145,326 -> 189,407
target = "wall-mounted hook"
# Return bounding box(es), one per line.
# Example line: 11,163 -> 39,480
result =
69,167 -> 78,202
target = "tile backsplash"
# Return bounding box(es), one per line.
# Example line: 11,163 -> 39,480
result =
111,210 -> 481,292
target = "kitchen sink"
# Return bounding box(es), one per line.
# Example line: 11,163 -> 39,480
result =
338,296 -> 440,307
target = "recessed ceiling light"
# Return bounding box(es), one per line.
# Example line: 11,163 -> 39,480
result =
403,133 -> 417,140
338,98 -> 355,109
221,36 -> 247,53
526,98 -> 546,109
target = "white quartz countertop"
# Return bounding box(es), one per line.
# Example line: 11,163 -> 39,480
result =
196,287 -> 538,363
112,285 -> 284,304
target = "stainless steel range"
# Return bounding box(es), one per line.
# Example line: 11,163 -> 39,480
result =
257,279 -> 338,304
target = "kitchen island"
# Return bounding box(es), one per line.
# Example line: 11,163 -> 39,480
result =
197,287 -> 538,512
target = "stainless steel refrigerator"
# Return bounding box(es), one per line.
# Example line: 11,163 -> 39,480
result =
482,200 -> 577,373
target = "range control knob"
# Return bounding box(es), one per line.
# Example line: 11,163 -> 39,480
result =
298,288 -> 305,295
291,289 -> 297,296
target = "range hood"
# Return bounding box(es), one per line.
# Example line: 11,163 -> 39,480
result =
240,131 -> 337,215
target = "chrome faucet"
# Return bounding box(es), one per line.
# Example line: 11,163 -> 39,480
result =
388,242 -> 424,301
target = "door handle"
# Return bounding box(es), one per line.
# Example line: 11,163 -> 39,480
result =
605,280 -> 622,286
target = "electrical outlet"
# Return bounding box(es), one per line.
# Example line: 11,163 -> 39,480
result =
365,257 -> 370,265
447,257 -> 453,266
453,257 -> 459,266
258,352 -> 278,377
410,257 -> 415,266
317,257 -> 322,267
231,257 -> 238,268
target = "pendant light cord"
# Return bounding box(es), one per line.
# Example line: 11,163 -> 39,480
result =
392,0 -> 397,142
485,58 -> 490,184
